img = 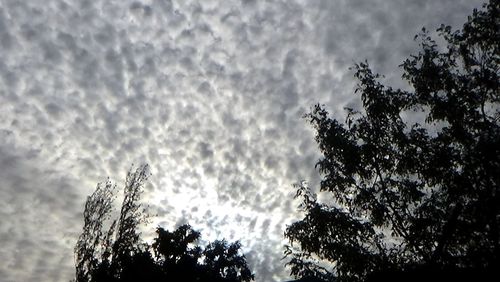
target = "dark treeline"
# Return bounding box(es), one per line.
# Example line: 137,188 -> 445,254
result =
73,166 -> 253,282
73,1 -> 499,281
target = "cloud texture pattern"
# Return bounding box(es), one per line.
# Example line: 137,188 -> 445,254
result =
0,0 -> 483,281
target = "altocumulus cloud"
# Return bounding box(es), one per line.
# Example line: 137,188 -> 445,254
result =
0,0 -> 484,281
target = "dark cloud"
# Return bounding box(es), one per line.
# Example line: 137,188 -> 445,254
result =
0,0 -> 484,281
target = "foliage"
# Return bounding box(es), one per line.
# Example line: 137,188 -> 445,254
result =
74,165 -> 254,282
75,179 -> 117,282
284,1 -> 499,281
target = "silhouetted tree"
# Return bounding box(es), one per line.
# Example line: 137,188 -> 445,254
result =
74,165 -> 254,282
202,239 -> 254,282
75,178 -> 117,282
285,1 -> 499,281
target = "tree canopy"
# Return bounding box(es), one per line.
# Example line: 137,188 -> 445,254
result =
284,1 -> 499,281
74,165 -> 254,282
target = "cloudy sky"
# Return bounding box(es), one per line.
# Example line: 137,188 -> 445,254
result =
0,0 -> 485,281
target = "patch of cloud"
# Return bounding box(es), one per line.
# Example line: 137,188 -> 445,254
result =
0,0 -> 485,281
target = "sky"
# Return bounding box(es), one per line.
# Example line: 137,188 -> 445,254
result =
0,0 -> 485,281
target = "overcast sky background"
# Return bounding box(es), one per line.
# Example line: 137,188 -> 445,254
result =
0,0 -> 485,281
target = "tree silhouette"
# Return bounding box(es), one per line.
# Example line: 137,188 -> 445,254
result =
74,165 -> 254,282
284,1 -> 499,281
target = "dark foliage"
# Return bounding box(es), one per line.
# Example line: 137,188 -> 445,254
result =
74,165 -> 254,282
284,1 -> 499,281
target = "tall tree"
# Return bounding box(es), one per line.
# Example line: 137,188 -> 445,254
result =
284,1 -> 499,281
74,165 -> 254,282
74,165 -> 151,282
75,179 -> 117,282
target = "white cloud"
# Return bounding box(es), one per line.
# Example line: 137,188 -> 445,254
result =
0,0 -> 484,281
